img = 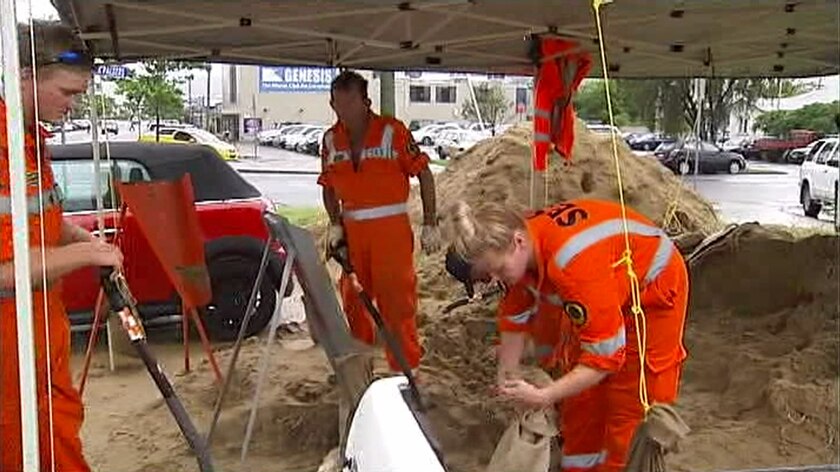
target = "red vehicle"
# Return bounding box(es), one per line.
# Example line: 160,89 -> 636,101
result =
743,129 -> 820,162
50,142 -> 293,341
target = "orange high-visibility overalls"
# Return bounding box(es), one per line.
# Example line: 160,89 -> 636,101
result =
498,199 -> 688,472
0,99 -> 91,472
318,112 -> 429,370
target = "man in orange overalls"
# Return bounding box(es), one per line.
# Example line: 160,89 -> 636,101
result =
1,21 -> 123,471
445,199 -> 688,472
319,70 -> 440,373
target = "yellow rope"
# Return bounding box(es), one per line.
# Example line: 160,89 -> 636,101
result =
591,0 -> 650,413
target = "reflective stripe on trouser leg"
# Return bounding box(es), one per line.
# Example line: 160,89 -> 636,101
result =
561,379 -> 608,471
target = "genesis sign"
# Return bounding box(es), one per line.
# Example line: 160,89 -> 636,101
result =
259,66 -> 339,93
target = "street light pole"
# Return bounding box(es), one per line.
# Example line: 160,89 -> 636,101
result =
187,73 -> 193,125
205,63 -> 211,130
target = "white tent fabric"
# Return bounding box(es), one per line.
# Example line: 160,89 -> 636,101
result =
52,0 -> 839,78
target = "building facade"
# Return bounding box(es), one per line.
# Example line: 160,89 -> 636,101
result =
220,65 -> 532,140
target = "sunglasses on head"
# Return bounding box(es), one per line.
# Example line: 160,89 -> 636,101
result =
40,50 -> 93,68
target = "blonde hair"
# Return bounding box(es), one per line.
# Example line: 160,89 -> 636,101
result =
442,200 -> 525,262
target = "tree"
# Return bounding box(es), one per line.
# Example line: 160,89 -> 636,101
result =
580,78 -> 813,141
114,60 -> 187,140
573,80 -> 634,126
70,93 -> 117,120
753,101 -> 840,136
459,82 -> 511,127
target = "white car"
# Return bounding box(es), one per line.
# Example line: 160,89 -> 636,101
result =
434,129 -> 485,159
412,123 -> 461,146
284,126 -> 322,151
799,137 -> 838,218
271,124 -> 308,148
586,123 -> 622,136
257,129 -> 286,145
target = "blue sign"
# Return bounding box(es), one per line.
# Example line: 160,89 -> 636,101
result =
259,66 -> 339,93
96,64 -> 130,80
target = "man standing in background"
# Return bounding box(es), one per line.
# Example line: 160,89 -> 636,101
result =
318,70 -> 440,375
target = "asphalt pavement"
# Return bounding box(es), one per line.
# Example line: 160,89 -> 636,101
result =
236,148 -> 837,231
683,161 -> 836,229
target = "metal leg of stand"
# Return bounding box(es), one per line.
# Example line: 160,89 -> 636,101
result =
240,249 -> 296,464
205,237 -> 275,446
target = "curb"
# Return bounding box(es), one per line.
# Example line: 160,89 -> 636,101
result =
233,168 -> 320,175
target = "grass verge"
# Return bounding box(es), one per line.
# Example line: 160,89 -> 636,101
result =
274,206 -> 328,229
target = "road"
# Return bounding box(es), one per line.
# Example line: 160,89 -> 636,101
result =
683,161 -> 836,229
50,126 -> 836,230
236,148 -> 837,231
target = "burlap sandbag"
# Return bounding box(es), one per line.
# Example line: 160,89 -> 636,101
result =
485,407 -> 558,472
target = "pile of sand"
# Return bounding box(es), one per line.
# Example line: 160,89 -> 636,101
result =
412,121 -> 719,237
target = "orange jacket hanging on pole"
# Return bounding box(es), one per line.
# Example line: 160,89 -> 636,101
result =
533,37 -> 592,170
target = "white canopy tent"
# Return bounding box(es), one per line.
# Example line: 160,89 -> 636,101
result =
52,0 -> 839,78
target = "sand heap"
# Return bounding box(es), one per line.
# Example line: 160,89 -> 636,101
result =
414,121 -> 719,238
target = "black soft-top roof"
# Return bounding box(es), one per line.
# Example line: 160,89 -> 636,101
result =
49,142 -> 261,202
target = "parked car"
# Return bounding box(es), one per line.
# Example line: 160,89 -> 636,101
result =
435,129 -> 485,159
799,137 -> 838,217
100,120 -> 119,135
743,129 -> 820,162
140,127 -> 239,161
412,123 -> 461,146
585,123 -> 622,135
302,128 -> 326,156
287,126 -> 324,152
271,124 -> 309,148
657,140 -> 747,175
257,128 -> 286,145
51,142 -> 293,341
627,133 -> 676,151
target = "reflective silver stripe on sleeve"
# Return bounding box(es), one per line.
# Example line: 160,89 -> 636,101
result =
644,236 -> 675,284
507,306 -> 537,325
0,187 -> 62,216
561,450 -> 607,469
553,219 -> 665,269
381,124 -> 394,159
534,132 -> 551,142
0,288 -> 14,299
534,109 -> 552,120
324,130 -> 336,164
581,327 -> 626,357
544,293 -> 564,307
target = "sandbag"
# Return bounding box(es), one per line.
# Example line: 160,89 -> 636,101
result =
485,407 -> 558,472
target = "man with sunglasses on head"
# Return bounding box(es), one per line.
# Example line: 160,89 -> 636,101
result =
1,20 -> 123,471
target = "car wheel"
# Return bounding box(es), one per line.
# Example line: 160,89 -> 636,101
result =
728,160 -> 741,174
204,255 -> 277,342
422,137 -> 433,146
678,160 -> 691,175
800,183 -> 822,218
